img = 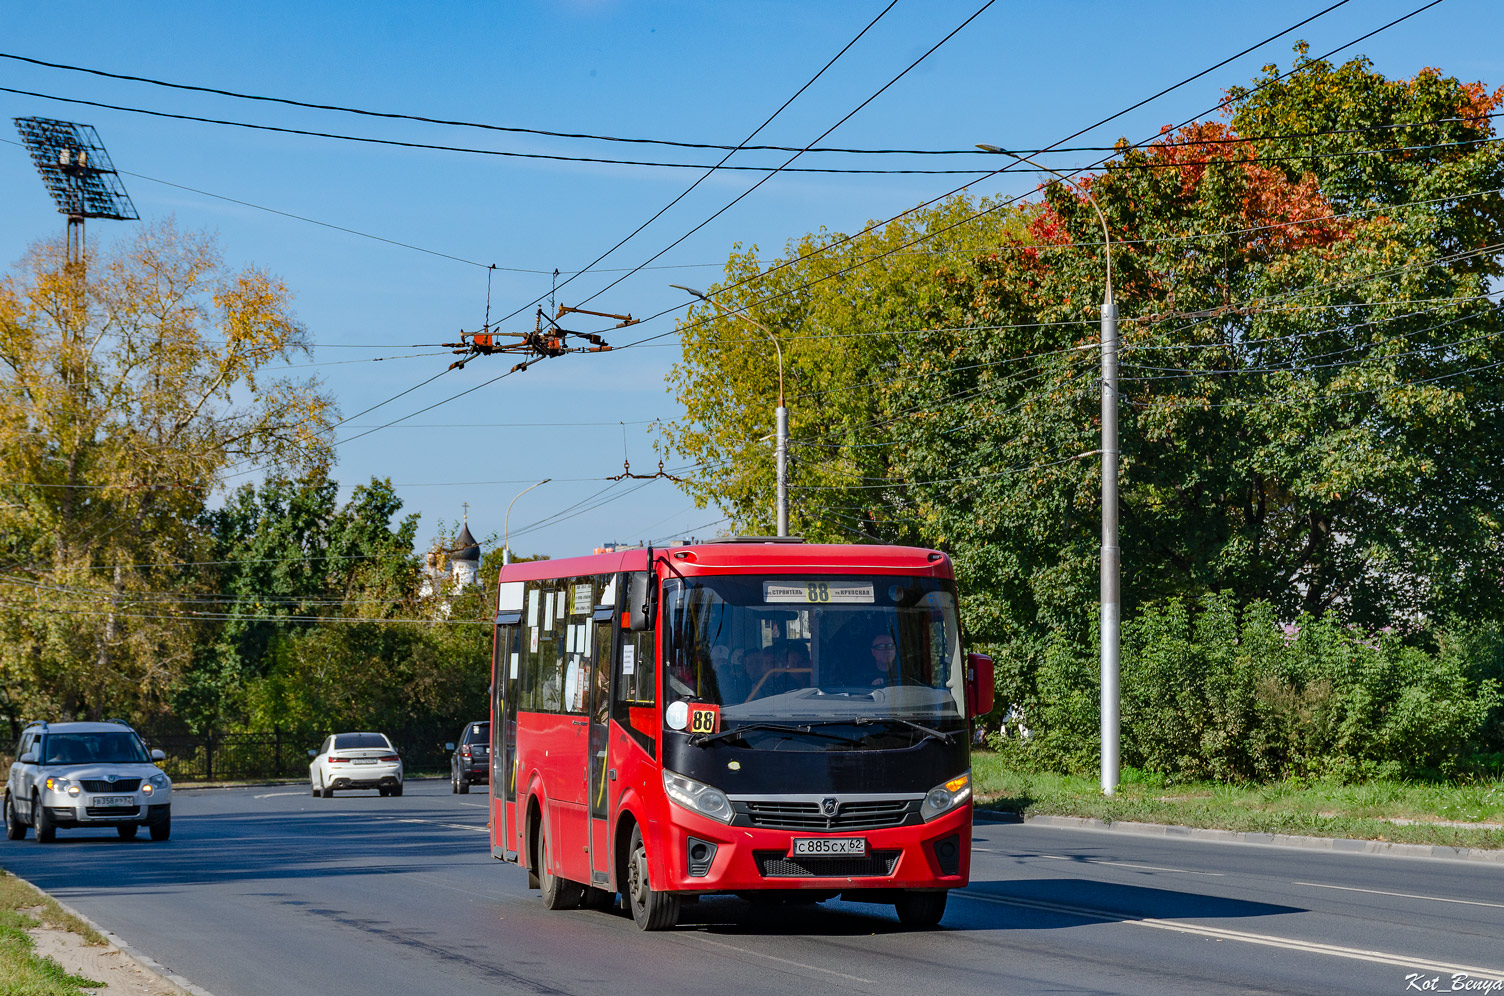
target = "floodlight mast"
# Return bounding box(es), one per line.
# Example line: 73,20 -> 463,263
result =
13,117 -> 138,274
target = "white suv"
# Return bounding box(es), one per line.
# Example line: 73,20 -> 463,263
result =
5,720 -> 173,843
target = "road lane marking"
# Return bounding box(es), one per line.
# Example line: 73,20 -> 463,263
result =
383,817 -> 489,833
253,791 -> 309,799
1091,860 -> 1223,877
957,890 -> 1504,980
1295,881 -> 1504,911
690,935 -> 875,983
1029,854 -> 1221,876
458,801 -> 488,809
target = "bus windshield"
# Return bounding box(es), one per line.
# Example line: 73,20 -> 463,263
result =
661,574 -> 965,728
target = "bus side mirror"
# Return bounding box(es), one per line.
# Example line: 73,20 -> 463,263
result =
965,652 -> 994,718
622,571 -> 655,632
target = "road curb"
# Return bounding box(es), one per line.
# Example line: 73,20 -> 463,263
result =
976,811 -> 1504,865
25,883 -> 219,996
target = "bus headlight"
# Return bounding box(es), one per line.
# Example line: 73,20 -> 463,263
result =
920,771 -> 971,821
663,770 -> 733,824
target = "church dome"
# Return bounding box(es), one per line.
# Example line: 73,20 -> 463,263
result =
451,523 -> 481,562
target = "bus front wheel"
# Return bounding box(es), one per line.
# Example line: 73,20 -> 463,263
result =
626,825 -> 679,930
895,889 -> 948,928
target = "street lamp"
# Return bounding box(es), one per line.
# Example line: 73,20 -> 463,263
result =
671,284 -> 789,538
977,144 -> 1121,797
503,478 -> 551,565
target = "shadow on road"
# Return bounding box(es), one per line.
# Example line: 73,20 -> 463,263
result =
0,798 -> 485,897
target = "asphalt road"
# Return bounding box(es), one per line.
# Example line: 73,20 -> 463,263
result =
2,779 -> 1502,996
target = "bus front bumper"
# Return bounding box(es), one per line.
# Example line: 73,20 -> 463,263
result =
656,803 -> 972,894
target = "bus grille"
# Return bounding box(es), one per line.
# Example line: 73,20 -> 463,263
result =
754,850 -> 900,878
740,799 -> 915,831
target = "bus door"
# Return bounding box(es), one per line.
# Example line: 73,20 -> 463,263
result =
551,579 -> 596,879
493,585 -> 525,861
587,598 -> 616,889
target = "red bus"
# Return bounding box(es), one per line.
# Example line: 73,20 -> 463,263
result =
487,538 -> 993,930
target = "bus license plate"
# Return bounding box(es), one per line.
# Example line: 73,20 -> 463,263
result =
791,837 -> 867,857
92,795 -> 134,807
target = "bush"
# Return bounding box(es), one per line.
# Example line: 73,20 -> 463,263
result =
995,592 -> 1503,782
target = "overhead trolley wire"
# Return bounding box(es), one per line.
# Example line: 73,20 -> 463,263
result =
486,0 -> 906,328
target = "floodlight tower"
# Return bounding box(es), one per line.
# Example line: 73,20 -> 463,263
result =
14,116 -> 138,275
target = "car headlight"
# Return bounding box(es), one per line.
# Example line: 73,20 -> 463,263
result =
45,776 -> 81,797
920,771 -> 971,821
663,770 -> 733,823
142,772 -> 169,796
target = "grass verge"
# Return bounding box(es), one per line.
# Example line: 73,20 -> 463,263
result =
972,752 -> 1504,850
0,870 -> 105,995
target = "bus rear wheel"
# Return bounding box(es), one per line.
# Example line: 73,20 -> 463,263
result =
538,825 -> 583,910
626,825 -> 679,930
895,889 -> 948,928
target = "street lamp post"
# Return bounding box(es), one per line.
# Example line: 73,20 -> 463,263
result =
977,145 -> 1120,797
503,478 -> 551,565
671,285 -> 788,537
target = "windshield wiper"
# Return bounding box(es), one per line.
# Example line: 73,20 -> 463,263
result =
690,722 -> 861,747
852,717 -> 956,745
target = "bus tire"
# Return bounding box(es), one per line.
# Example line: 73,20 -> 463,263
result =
538,825 -> 583,910
895,889 -> 947,928
626,825 -> 679,930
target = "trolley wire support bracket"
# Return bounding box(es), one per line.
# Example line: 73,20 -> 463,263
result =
607,458 -> 684,483
439,305 -> 617,372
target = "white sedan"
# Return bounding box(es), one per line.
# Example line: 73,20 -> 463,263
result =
308,733 -> 403,797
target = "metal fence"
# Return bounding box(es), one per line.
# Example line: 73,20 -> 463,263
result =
142,726 -> 455,783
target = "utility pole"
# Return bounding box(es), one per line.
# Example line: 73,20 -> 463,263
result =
977,144 -> 1120,796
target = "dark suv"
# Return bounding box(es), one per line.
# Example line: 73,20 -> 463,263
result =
447,721 -> 489,794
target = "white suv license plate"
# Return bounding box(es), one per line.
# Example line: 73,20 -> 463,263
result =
92,795 -> 134,807
791,837 -> 867,857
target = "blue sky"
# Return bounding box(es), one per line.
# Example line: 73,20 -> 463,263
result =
2,0 -> 1498,560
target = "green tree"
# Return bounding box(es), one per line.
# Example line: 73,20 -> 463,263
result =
662,198 -> 1030,541
0,221 -> 334,732
179,471 -> 421,730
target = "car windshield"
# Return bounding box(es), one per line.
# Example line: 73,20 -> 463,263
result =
43,732 -> 149,765
661,574 -> 965,730
333,734 -> 390,750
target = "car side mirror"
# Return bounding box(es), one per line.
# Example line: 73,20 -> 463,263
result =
307,749 -> 318,758
150,749 -> 165,762
965,652 -> 995,718
444,742 -> 455,751
19,751 -> 37,765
